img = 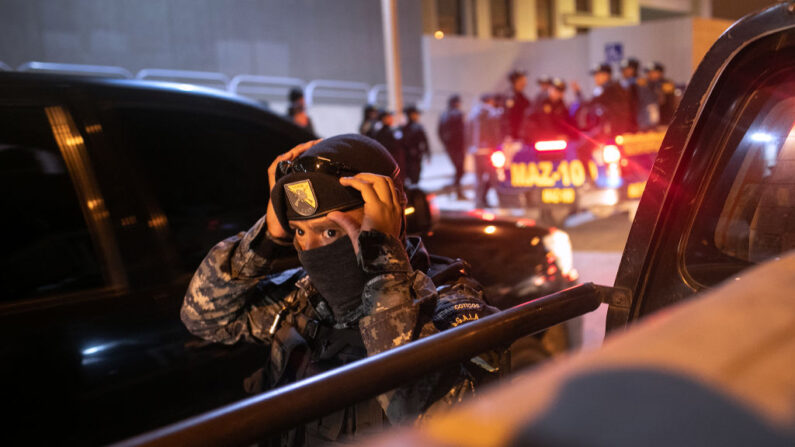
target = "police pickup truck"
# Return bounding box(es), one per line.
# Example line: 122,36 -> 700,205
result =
494,128 -> 665,225
0,72 -> 575,445
111,3 -> 794,445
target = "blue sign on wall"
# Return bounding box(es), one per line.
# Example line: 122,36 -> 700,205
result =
605,42 -> 624,63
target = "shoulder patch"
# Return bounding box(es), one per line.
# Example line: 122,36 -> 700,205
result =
284,180 -> 318,216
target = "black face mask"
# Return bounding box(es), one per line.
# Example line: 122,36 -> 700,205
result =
297,236 -> 367,321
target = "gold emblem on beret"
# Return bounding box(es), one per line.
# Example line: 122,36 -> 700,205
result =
284,180 -> 318,216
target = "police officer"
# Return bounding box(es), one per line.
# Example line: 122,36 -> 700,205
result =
359,104 -> 378,137
644,61 -> 677,125
438,95 -> 466,199
400,105 -> 430,185
505,69 -> 531,141
468,94 -> 502,208
181,134 -> 496,445
619,57 -> 641,132
372,110 -> 406,184
524,78 -> 577,143
534,75 -> 553,106
573,62 -> 633,137
288,87 -> 316,135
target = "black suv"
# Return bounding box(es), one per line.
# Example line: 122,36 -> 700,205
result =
0,74 -> 575,445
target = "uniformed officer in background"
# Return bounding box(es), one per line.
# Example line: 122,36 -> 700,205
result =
504,69 -> 531,141
524,78 -> 578,143
400,105 -> 430,185
438,95 -> 467,199
372,110 -> 406,184
619,57 -> 641,132
181,134 -> 497,445
533,75 -> 552,105
644,61 -> 677,125
468,94 -> 503,208
573,62 -> 633,137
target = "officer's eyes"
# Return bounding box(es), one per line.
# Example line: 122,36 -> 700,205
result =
295,228 -> 305,236
324,229 -> 337,238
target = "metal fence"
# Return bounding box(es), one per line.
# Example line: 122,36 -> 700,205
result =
6,61 -> 471,111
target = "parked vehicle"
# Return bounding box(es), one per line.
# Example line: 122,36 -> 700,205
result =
0,73 -> 575,445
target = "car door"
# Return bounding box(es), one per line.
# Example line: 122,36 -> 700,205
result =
612,3 -> 795,327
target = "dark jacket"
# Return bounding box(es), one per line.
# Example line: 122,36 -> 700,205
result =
181,215 -> 497,444
505,90 -> 531,139
523,98 -> 578,143
373,124 -> 406,177
438,108 -> 465,154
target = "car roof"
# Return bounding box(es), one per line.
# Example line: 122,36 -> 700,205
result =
0,71 -> 314,139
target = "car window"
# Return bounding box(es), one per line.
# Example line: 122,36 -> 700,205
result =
683,31 -> 795,287
0,106 -> 105,301
105,106 -> 293,272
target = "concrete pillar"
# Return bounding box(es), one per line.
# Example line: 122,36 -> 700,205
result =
475,0 -> 492,38
692,0 -> 712,18
513,0 -> 538,41
592,0 -> 610,17
462,0 -> 476,36
381,0 -> 403,113
623,0 -> 641,22
555,0 -> 577,38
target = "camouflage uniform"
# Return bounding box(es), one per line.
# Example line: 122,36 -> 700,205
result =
181,215 -> 496,444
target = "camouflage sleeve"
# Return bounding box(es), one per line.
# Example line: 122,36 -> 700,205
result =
356,231 -> 496,423
180,215 -> 299,345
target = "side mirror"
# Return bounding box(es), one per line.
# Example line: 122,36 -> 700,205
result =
404,186 -> 438,235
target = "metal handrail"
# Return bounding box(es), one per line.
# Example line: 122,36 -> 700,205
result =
304,79 -> 370,106
0,61 -> 11,71
136,68 -> 230,90
228,74 -> 305,99
112,283 -> 620,447
16,61 -> 133,78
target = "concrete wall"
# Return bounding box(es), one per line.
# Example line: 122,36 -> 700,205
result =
0,0 -> 424,87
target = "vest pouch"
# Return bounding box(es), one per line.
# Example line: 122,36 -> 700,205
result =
269,324 -> 310,388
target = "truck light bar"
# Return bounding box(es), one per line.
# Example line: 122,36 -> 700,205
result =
534,140 -> 567,151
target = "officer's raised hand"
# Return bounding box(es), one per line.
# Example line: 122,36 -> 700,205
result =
266,139 -> 322,240
328,173 -> 402,254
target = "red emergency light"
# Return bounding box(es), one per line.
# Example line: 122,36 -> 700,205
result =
602,144 -> 622,163
534,140 -> 567,151
490,150 -> 506,168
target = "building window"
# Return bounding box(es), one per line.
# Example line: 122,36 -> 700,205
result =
576,0 -> 591,14
490,0 -> 514,38
437,0 -> 463,35
610,0 -> 623,16
536,0 -> 554,38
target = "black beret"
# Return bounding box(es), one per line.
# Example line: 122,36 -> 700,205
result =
270,134 -> 400,233
621,58 -> 640,70
644,61 -> 665,72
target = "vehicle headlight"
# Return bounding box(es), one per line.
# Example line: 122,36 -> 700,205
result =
543,229 -> 573,278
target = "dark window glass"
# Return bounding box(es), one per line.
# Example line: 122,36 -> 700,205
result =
490,0 -> 514,38
106,107 -> 294,272
437,0 -> 463,35
576,0 -> 591,13
536,0 -> 555,38
0,106 -> 104,301
610,0 -> 623,16
684,30 -> 795,286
